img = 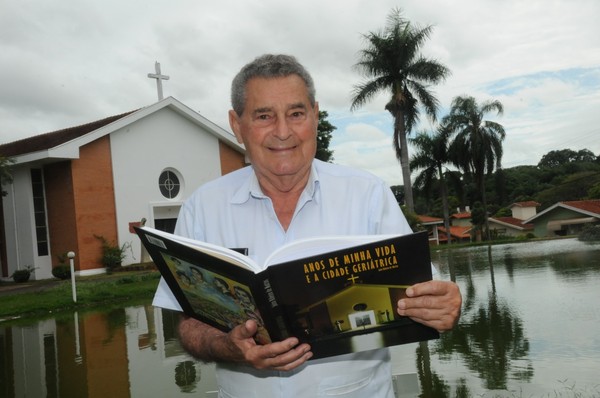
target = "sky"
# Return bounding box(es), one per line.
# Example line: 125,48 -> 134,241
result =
1,0 -> 599,186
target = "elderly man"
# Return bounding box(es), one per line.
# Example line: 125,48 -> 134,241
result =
153,54 -> 461,397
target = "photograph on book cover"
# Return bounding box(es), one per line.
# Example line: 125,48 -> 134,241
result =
160,252 -> 272,344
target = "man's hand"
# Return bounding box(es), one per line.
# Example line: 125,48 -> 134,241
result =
230,320 -> 312,371
178,316 -> 312,371
397,280 -> 462,332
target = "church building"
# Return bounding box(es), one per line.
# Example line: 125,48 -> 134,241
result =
0,97 -> 246,280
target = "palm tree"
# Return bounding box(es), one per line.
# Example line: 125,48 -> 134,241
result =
443,96 -> 505,240
410,126 -> 454,244
351,8 -> 450,212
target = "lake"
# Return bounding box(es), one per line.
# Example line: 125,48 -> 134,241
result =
1,238 -> 599,397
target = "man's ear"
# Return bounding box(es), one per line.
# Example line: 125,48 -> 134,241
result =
228,110 -> 244,144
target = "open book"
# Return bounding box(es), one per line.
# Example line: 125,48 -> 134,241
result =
135,226 -> 439,360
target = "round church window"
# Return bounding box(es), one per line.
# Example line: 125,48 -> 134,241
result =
158,169 -> 181,199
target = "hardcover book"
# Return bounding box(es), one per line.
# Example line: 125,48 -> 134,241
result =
135,226 -> 439,360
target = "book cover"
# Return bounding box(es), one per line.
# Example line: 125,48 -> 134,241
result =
135,226 -> 439,359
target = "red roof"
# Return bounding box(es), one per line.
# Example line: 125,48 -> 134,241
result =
438,226 -> 471,239
490,216 -> 534,230
0,110 -> 136,157
451,212 -> 471,219
417,215 -> 443,224
561,200 -> 600,215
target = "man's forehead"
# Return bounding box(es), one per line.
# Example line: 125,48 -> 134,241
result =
247,78 -> 310,105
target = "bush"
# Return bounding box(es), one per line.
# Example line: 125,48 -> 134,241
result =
578,225 -> 600,241
52,264 -> 71,279
11,266 -> 34,283
94,235 -> 132,272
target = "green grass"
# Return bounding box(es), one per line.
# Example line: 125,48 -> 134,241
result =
0,271 -> 161,322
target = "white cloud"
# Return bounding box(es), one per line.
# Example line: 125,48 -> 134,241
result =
1,0 -> 599,187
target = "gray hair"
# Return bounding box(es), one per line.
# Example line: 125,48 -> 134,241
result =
231,54 -> 316,116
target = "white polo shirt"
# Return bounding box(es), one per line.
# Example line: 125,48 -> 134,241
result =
153,159 -> 412,398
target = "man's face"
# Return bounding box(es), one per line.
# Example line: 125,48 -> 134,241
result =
229,75 -> 318,186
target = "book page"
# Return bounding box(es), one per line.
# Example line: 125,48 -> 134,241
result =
264,234 -> 397,267
141,227 -> 261,272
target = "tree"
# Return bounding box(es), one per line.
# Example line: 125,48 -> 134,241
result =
538,148 -> 597,168
316,110 -> 335,162
350,8 -> 450,212
410,126 -> 454,243
444,96 -> 505,240
0,156 -> 15,197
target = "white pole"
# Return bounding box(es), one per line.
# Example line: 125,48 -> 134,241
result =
74,311 -> 82,364
68,251 -> 77,303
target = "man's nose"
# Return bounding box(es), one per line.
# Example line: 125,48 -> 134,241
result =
273,115 -> 292,140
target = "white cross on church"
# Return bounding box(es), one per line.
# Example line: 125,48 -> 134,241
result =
147,61 -> 170,101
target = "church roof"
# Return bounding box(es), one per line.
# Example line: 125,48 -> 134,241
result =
0,97 -> 243,164
0,111 -> 136,157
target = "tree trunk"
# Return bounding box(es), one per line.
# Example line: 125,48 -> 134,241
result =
438,165 -> 452,245
479,174 -> 491,241
394,112 -> 414,212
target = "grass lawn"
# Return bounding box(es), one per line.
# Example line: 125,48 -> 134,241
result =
0,270 -> 161,323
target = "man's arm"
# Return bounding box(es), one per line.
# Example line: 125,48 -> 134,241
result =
178,316 -> 313,370
396,280 -> 462,332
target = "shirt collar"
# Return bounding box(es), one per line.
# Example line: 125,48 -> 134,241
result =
230,162 -> 321,204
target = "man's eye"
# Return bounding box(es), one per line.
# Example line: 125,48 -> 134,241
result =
257,114 -> 271,120
290,111 -> 305,118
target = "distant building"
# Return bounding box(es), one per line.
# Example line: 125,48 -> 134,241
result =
0,97 -> 246,280
416,215 -> 443,245
488,201 -> 538,238
523,200 -> 600,237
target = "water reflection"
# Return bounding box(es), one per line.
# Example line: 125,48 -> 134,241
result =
421,238 -> 600,396
0,305 -> 216,397
1,238 -> 600,397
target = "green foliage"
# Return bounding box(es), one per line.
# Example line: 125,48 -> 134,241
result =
470,202 -> 486,228
0,271 -> 160,319
587,182 -> 600,199
351,7 -> 449,211
400,205 -> 424,231
494,207 -> 512,217
316,110 -> 335,162
11,266 -> 34,283
578,225 -> 600,241
535,171 -> 600,208
444,95 -> 505,204
538,148 -> 597,168
52,264 -> 71,280
415,147 -> 600,216
0,155 -> 16,197
94,235 -> 132,271
390,185 -> 404,205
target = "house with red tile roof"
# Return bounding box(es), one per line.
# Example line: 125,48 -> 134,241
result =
416,215 -> 443,245
488,201 -> 538,237
450,211 -> 472,227
0,97 -> 245,280
523,200 -> 600,237
417,214 -> 472,244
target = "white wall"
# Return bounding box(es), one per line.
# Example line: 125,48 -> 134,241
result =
110,107 -> 226,265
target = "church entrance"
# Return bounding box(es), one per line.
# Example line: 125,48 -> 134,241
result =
154,218 -> 177,233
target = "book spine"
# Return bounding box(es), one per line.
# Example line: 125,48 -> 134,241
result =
253,275 -> 291,342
